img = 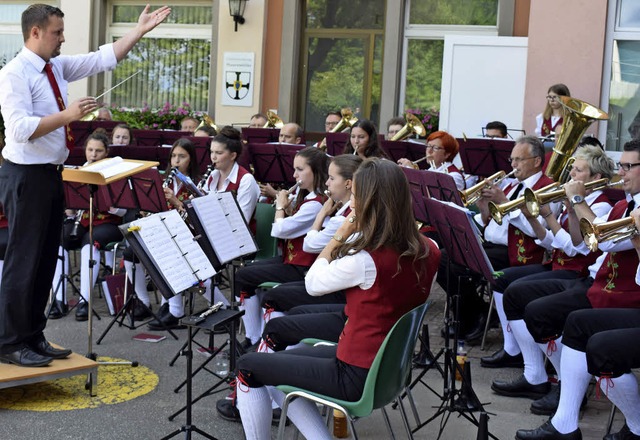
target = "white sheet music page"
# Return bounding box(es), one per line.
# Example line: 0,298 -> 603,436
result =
130,210 -> 217,295
190,192 -> 257,263
83,156 -> 144,179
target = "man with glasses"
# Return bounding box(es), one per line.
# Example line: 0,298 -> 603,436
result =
499,139 -> 640,440
314,111 -> 342,149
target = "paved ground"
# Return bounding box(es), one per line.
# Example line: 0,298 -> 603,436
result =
0,273 -> 623,440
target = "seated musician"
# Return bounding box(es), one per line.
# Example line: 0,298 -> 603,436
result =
485,120 -> 508,139
229,158 -> 440,439
386,116 -> 405,140
277,122 -> 304,145
194,124 -> 217,137
397,130 -> 466,191
313,111 -> 342,149
494,139 -> 640,437
483,145 -> 614,415
249,113 -> 268,128
342,119 -> 388,159
54,129 -> 127,321
111,123 -> 134,146
180,116 -> 199,135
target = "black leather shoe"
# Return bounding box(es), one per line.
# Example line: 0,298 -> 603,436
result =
157,303 -> 169,318
481,349 -> 524,369
132,300 -> 152,320
239,337 -> 259,353
530,382 -> 588,416
216,398 -> 241,423
464,314 -> 488,345
605,424 -> 640,440
491,374 -> 550,399
29,339 -> 72,359
0,347 -> 53,367
75,302 -> 88,321
516,420 -> 582,439
48,300 -> 68,320
147,312 -> 185,330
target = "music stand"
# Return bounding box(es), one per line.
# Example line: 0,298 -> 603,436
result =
410,199 -> 497,439
62,158 -> 158,395
381,140 -> 429,170
325,132 -> 349,156
458,137 -> 514,178
248,143 -> 304,185
422,170 -> 464,206
401,167 -> 431,224
241,127 -> 280,144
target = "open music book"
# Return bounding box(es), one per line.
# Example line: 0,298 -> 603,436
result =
188,192 -> 258,265
63,157 -> 158,185
125,210 -> 217,297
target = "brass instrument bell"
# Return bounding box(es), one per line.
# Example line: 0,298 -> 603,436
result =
390,113 -> 426,141
263,110 -> 285,129
489,182 -> 559,225
580,217 -> 638,252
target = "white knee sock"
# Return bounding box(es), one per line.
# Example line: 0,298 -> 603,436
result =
80,244 -> 100,302
239,295 -> 263,344
204,283 -> 229,307
600,373 -> 640,435
269,386 -> 333,440
494,292 -> 520,356
103,250 -> 115,269
509,319 -> 547,385
168,294 -> 184,317
265,310 -> 285,323
236,385 -> 272,440
52,247 -> 69,302
537,336 -> 563,381
551,346 -> 591,434
124,261 -> 150,305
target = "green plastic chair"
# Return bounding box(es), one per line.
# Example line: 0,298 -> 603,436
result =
253,203 -> 279,261
276,301 -> 431,440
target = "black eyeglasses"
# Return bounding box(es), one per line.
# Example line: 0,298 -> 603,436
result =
617,162 -> 640,172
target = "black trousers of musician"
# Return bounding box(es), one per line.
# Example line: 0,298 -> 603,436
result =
62,221 -> 122,250
562,308 -> 640,377
234,256 -> 308,298
0,228 -> 8,260
238,344 -> 368,402
436,242 -> 510,334
262,304 -> 346,351
0,162 -> 64,353
261,280 -> 346,312
503,276 -> 594,343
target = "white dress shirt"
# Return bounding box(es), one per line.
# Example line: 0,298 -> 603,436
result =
303,201 -> 351,253
305,250 -> 377,296
0,45 -> 117,165
271,191 -> 323,239
205,162 -> 260,222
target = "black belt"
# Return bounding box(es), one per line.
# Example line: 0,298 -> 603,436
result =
3,159 -> 64,173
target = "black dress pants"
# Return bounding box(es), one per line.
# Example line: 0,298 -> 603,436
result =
261,280 -> 346,312
234,257 -> 307,298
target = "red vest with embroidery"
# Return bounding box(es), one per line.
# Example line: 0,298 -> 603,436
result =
446,164 -> 466,190
541,117 -> 562,136
223,166 -> 257,234
167,183 -> 191,211
284,194 -> 324,267
551,193 -> 611,276
507,174 -> 555,266
337,239 -> 440,369
587,199 -> 640,309
80,210 -> 121,228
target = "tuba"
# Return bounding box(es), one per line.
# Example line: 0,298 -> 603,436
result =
545,97 -> 608,182
391,113 -> 426,141
195,114 -> 218,134
489,182 -> 560,225
263,110 -> 285,129
580,217 -> 638,252
330,108 -> 359,134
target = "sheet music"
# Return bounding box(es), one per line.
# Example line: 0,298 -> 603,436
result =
190,192 -> 257,264
83,156 -> 144,179
130,210 -> 217,295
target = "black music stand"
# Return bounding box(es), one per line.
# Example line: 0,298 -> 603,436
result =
247,143 -> 304,185
325,132 -> 349,156
96,168 -> 179,344
410,199 -> 497,440
401,167 -> 431,224
458,137 -> 514,178
241,127 -> 280,144
422,170 -> 464,206
381,139 -> 429,169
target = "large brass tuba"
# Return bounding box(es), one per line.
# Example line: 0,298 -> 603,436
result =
391,113 -> 426,141
263,110 -> 285,129
330,107 -> 359,134
580,217 -> 638,252
545,97 -> 608,181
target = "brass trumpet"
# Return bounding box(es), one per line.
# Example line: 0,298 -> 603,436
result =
525,178 -> 623,217
318,108 -> 359,151
263,110 -> 284,129
390,113 -> 426,141
489,182 -> 560,225
459,170 -> 515,207
195,114 -> 218,134
580,217 -> 638,252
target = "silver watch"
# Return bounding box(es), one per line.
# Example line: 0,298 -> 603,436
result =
570,195 -> 585,207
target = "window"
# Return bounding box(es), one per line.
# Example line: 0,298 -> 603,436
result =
0,3 -> 55,65
106,2 -> 212,111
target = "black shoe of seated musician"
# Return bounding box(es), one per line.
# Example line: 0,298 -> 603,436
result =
530,382 -> 589,416
480,349 -> 524,369
75,301 -> 89,321
132,300 -> 152,320
464,315 -> 488,346
48,300 -> 68,320
515,420 -> 582,440
239,337 -> 260,354
0,346 -> 53,367
491,374 -> 550,399
147,312 -> 186,330
156,303 -> 169,319
605,424 -> 640,440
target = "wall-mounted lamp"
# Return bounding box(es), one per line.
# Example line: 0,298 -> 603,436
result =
229,0 -> 247,32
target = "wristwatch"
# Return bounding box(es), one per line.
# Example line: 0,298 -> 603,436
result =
332,234 -> 345,243
570,195 -> 585,207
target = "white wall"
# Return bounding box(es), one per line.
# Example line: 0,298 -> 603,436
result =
439,36 -> 528,138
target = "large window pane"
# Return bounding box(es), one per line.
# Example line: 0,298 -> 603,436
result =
110,37 -> 211,110
619,0 -> 640,30
410,0 -> 498,26
404,39 -> 444,112
0,35 -> 23,66
607,40 -> 640,150
306,0 -> 384,30
113,5 -> 212,24
0,4 -> 30,23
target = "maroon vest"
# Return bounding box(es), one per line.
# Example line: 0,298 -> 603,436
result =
337,238 -> 441,369
507,174 -> 555,266
166,183 -> 191,211
223,166 -> 256,234
284,194 -> 324,267
588,199 -> 640,309
446,164 -> 466,190
541,117 -> 562,136
80,210 -> 121,228
551,192 -> 611,276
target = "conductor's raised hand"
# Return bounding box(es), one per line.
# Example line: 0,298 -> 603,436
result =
138,5 -> 171,33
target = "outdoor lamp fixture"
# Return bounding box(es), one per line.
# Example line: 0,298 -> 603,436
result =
229,0 -> 247,32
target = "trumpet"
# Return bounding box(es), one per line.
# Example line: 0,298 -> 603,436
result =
525,178 -> 623,217
489,182 -> 560,225
580,217 -> 639,252
459,170 -> 515,207
263,110 -> 284,129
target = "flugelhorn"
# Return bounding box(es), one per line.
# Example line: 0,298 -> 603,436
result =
545,97 -> 608,181
263,110 -> 284,129
489,182 -> 560,225
318,108 -> 359,151
525,178 -> 623,217
580,217 -> 638,252
195,114 -> 218,134
391,113 -> 426,141
459,170 -> 515,207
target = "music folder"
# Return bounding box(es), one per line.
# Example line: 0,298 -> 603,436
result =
63,157 -> 158,186
457,137 -> 514,178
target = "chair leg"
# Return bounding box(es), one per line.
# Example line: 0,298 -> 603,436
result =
277,395 -> 292,440
395,397 -> 415,440
404,386 -> 421,427
606,403 -> 617,435
348,417 -> 359,440
380,407 -> 397,440
480,287 -> 494,351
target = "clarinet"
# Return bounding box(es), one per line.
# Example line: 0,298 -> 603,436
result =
163,168 -> 177,188
197,165 -> 213,193
69,210 -> 84,240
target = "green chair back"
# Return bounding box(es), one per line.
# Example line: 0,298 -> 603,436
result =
253,203 -> 279,261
